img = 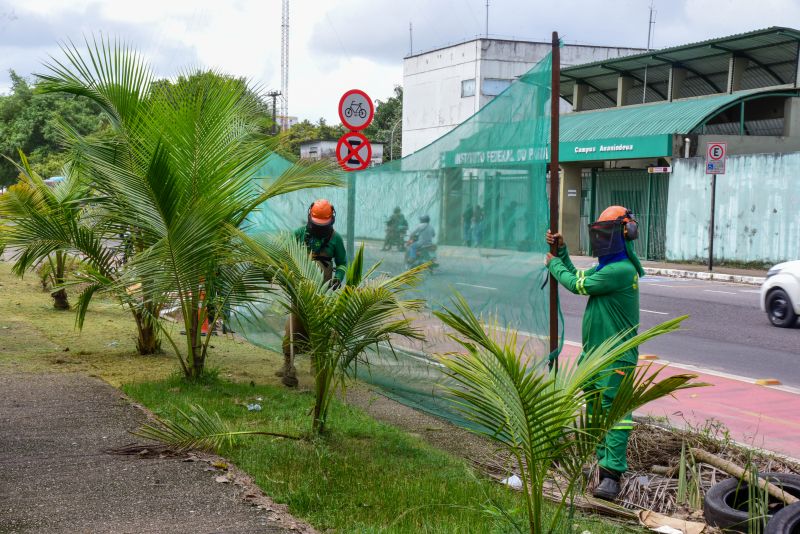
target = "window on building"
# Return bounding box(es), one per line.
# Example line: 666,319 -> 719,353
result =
482,78 -> 512,96
461,79 -> 476,98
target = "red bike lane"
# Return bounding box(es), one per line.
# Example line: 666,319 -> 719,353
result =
557,343 -> 800,460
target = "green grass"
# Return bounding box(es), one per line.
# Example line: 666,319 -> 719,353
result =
0,261 -> 642,533
124,376 -> 641,534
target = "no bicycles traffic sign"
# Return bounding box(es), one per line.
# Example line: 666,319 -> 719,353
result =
338,89 -> 374,131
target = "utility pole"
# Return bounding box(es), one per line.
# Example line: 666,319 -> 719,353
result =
642,0 -> 656,104
409,22 -> 413,55
267,90 -> 281,135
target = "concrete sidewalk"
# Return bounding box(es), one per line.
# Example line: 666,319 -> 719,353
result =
570,254 -> 768,286
0,373 -> 311,534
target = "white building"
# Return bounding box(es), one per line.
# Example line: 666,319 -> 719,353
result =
402,38 -> 644,156
299,139 -> 384,167
278,115 -> 299,131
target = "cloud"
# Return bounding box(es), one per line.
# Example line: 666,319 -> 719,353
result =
2,0 -> 800,124
0,0 -> 201,91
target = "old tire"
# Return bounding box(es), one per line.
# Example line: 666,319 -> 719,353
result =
767,289 -> 798,328
767,502 -> 800,533
704,472 -> 800,532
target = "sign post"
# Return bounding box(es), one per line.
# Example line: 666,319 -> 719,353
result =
336,89 -> 374,259
549,31 -> 560,372
705,142 -> 727,271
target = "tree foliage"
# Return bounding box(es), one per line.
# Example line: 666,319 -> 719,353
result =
277,118 -> 346,160
20,36 -> 342,376
363,85 -> 402,160
0,70 -> 106,187
277,86 -> 402,161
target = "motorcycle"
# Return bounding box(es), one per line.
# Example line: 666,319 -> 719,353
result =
405,240 -> 438,271
383,223 -> 408,251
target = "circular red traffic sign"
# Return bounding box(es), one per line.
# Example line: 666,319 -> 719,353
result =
338,89 -> 374,131
336,131 -> 372,171
707,143 -> 726,160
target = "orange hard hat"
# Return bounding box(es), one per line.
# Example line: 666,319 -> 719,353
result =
597,205 -> 632,223
309,199 -> 335,225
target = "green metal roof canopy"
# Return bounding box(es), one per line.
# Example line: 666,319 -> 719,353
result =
559,89 -> 793,162
561,27 -> 800,111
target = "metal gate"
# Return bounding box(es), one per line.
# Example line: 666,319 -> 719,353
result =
581,169 -> 669,260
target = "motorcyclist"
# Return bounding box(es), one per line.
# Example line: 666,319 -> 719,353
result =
406,215 -> 436,265
544,205 -> 645,502
382,207 -> 408,251
277,199 -> 347,387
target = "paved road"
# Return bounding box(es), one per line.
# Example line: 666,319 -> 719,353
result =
363,243 -> 800,387
561,274 -> 800,387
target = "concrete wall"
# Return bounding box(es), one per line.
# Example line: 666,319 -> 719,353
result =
402,39 -> 643,156
666,154 -> 800,263
697,134 -> 800,157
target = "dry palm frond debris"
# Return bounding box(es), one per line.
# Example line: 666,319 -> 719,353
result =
472,417 -> 800,520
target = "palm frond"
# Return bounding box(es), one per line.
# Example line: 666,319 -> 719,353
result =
134,404 -> 301,454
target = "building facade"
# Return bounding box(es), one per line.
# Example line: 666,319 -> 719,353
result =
555,27 -> 800,263
402,38 -> 644,156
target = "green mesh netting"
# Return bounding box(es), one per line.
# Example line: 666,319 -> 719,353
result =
235,52 -> 559,421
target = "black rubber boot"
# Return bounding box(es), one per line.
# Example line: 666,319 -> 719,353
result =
592,469 -> 622,501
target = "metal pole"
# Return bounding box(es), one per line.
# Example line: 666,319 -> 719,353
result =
708,174 -> 716,271
389,118 -> 401,160
346,175 -> 356,259
485,0 -> 489,38
642,1 -> 655,103
549,31 -> 561,371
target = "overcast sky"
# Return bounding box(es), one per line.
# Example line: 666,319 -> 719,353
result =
2,0 -> 800,122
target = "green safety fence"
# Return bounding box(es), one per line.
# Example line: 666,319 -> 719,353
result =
234,51 -> 559,421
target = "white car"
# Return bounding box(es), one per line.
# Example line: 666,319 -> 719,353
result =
761,260 -> 800,328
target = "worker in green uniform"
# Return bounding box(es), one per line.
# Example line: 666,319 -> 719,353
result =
545,205 -> 645,501
276,199 -> 347,387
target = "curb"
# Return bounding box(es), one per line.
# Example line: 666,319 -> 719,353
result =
643,267 -> 765,286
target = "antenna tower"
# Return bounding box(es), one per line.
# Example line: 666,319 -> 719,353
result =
280,0 -> 290,130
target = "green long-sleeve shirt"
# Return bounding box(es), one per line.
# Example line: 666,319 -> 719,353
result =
547,245 -> 644,364
293,226 -> 348,283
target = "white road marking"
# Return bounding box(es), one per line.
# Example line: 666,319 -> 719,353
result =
455,282 -> 498,291
640,309 -> 669,315
648,284 -> 676,289
703,289 -> 737,295
740,289 -> 761,294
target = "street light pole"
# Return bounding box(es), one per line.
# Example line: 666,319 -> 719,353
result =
389,117 -> 402,160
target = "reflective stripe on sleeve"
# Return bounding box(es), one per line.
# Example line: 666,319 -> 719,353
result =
612,419 -> 635,431
575,270 -> 589,295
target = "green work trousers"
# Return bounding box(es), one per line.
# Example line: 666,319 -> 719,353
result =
582,359 -> 635,474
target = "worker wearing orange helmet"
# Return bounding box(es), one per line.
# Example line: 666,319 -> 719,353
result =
545,205 -> 646,501
277,199 -> 348,387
